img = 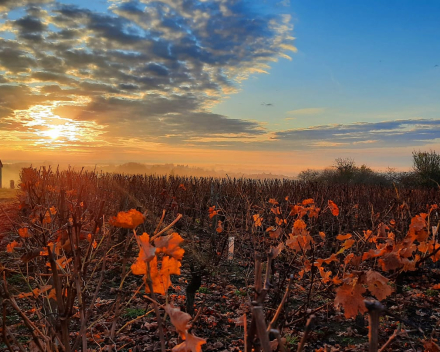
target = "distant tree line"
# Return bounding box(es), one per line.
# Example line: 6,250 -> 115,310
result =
297,150 -> 440,188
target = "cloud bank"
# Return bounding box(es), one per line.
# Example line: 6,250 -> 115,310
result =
0,0 -> 294,150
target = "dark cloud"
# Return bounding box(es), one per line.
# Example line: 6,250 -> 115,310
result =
0,85 -> 45,112
13,15 -> 47,33
31,71 -> 75,84
0,41 -> 37,73
271,119 -> 440,148
0,0 -> 53,12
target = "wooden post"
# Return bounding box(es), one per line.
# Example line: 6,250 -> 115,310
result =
10,180 -> 14,189
0,159 -> 3,189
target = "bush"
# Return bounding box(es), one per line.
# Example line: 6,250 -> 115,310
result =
412,150 -> 440,187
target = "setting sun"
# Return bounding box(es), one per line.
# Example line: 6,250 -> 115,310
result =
46,128 -> 61,140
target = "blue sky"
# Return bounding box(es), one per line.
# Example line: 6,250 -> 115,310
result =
0,0 -> 439,174
214,0 -> 440,127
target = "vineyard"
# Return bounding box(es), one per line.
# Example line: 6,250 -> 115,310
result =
1,167 -> 440,352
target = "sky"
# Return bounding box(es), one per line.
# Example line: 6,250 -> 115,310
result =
0,0 -> 439,175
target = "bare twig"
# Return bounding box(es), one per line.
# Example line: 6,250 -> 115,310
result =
379,326 -> 401,352
297,315 -> 316,352
154,210 -> 166,235
267,274 -> 293,332
150,213 -> 182,242
116,309 -> 154,334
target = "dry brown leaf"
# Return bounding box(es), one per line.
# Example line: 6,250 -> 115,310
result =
165,304 -> 191,338
366,270 -> 393,301
334,283 -> 367,318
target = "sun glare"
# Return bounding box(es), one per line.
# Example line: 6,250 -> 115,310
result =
47,128 -> 61,140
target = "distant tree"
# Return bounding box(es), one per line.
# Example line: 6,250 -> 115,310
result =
333,158 -> 357,182
297,158 -> 390,185
297,169 -> 320,182
412,150 -> 440,187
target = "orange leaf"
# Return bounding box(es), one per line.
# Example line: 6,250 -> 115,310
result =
423,340 -> 440,352
293,219 -> 307,235
18,228 -> 30,238
319,267 -> 331,283
53,256 -> 72,269
268,198 -> 279,205
342,239 -> 356,250
334,283 -> 367,318
271,207 -> 281,215
302,198 -> 314,205
408,214 -> 428,241
144,256 -> 181,295
48,288 -> 57,301
328,200 -> 339,216
318,232 -> 326,240
154,232 -> 184,260
362,246 -> 390,261
253,214 -> 263,227
160,256 -> 181,291
131,258 -> 147,275
109,209 -> 145,229
132,233 -> 156,275
208,206 -> 218,219
179,184 -> 186,191
7,240 -> 19,253
216,220 -> 223,233
366,270 -> 393,300
289,205 -> 307,218
332,276 -> 342,285
32,285 -> 52,298
308,205 -> 320,218
315,253 -> 339,267
16,291 -> 34,299
336,233 -> 352,241
418,241 -> 429,253
144,257 -> 164,294
172,332 -> 206,352
275,217 -> 285,226
286,233 -> 313,252
43,211 -> 52,224
432,284 -> 440,290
